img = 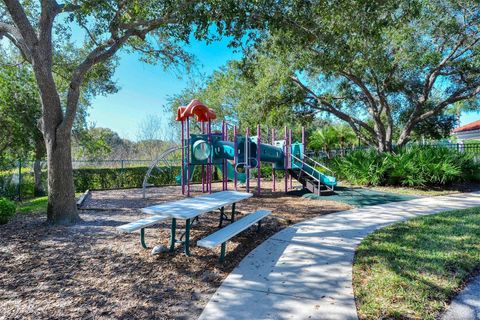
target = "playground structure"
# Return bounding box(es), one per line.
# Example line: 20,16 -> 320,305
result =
143,99 -> 337,198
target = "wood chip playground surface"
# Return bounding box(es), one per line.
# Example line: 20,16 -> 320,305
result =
1,181 -> 476,319
0,181 -> 352,319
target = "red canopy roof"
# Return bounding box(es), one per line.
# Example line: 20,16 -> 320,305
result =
453,120 -> 480,133
176,99 -> 216,122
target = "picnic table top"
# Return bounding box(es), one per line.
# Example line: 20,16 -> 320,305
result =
141,191 -> 253,219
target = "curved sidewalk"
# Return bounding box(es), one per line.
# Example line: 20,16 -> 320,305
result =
441,274 -> 480,320
199,192 -> 480,320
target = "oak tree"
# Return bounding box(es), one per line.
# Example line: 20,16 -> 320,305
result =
0,0 -> 249,224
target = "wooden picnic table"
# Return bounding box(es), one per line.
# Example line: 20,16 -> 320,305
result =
142,191 -> 253,255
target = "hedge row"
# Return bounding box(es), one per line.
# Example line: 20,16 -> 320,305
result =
0,164 -> 285,199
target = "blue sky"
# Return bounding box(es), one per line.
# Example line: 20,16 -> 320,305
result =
460,111 -> 480,127
87,37 -> 241,140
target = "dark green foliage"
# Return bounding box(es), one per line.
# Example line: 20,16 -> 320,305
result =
73,166 -> 185,192
72,165 -> 285,192
0,197 -> 16,224
0,164 -> 287,199
331,150 -> 387,186
332,147 -> 480,187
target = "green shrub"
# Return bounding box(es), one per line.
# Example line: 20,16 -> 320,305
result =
331,149 -> 387,185
1,164 -> 287,198
331,146 -> 480,187
0,197 -> 16,224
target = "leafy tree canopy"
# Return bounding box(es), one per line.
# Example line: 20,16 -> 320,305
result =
0,58 -> 41,159
244,0 -> 480,151
1,0 -> 258,222
165,59 -> 313,136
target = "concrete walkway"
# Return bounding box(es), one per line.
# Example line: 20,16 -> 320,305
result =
199,192 -> 480,320
442,274 -> 480,320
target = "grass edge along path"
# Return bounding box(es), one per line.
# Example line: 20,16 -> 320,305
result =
353,206 -> 480,320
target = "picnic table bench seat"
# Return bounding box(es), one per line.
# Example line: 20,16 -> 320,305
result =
116,191 -> 254,257
197,209 -> 271,261
116,214 -> 170,249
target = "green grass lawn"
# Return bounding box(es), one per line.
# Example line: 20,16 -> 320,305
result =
16,193 -> 83,215
16,196 -> 48,214
353,207 -> 480,319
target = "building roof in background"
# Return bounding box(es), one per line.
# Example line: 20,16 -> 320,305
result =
453,120 -> 480,133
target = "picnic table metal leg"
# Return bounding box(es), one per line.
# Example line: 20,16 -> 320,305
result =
220,242 -> 226,262
169,218 -> 177,252
231,203 -> 236,222
218,207 -> 225,227
140,228 -> 147,249
219,204 -> 236,228
184,218 -> 191,256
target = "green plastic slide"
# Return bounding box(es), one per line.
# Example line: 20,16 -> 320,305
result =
216,161 -> 246,184
301,162 -> 337,187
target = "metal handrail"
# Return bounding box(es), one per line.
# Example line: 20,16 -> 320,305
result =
291,155 -> 321,183
302,154 -> 335,174
291,154 -> 335,194
291,154 -> 322,195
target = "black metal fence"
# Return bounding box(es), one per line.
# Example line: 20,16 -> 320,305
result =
2,143 -> 480,200
0,159 -> 161,200
307,143 -> 480,160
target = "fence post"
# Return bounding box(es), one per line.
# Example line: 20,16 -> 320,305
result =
120,160 -> 125,188
17,159 -> 22,201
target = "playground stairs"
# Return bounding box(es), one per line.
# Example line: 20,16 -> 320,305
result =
288,168 -> 335,196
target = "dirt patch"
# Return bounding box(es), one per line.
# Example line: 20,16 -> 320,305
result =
0,182 -> 351,319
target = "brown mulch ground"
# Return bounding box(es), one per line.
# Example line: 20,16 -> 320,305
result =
0,181 -> 351,320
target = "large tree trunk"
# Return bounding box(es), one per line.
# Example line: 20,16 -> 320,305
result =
31,52 -> 80,224
45,130 -> 79,224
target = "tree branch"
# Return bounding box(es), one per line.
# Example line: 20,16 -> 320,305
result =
61,38 -> 128,132
3,0 -> 38,48
39,0 -> 60,68
398,80 -> 480,146
61,13 -> 175,132
0,21 -> 32,61
340,71 -> 379,114
290,75 -> 377,142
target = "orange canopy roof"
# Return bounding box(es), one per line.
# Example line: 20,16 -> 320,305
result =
176,99 -> 217,122
453,120 -> 480,133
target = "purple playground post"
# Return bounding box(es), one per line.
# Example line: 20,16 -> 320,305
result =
257,124 -> 261,195
201,122 -> 205,193
272,128 -> 276,192
246,127 -> 250,193
208,119 -> 212,194
289,128 -> 293,190
234,125 -> 238,190
222,120 -> 226,191
186,118 -> 190,197
181,120 -> 185,195
223,120 -> 228,190
302,126 -> 305,168
284,126 -> 288,193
